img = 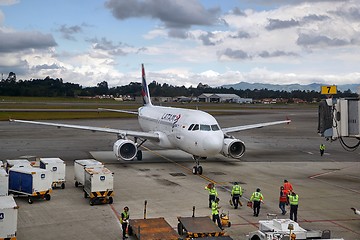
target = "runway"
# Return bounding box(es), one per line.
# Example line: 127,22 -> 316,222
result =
1,106 -> 359,239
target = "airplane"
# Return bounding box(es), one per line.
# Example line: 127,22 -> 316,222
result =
10,64 -> 291,175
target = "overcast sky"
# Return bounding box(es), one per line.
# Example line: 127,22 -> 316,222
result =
0,0 -> 359,88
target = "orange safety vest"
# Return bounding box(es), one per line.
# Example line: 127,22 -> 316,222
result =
279,190 -> 287,202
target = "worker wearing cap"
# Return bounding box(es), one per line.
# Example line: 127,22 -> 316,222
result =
250,188 -> 264,217
211,197 -> 224,230
288,192 -> 299,222
205,182 -> 218,208
231,182 -> 243,209
120,206 -> 130,239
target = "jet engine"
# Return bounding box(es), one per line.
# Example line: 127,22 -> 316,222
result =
113,139 -> 137,161
221,138 -> 245,159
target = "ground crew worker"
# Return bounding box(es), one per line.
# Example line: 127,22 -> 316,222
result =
211,197 -> 224,230
205,182 -> 218,208
250,188 -> 264,217
351,207 -> 360,215
279,186 -> 287,215
288,192 -> 299,222
120,206 -> 130,239
231,182 -> 243,209
320,143 -> 325,156
283,179 -> 293,204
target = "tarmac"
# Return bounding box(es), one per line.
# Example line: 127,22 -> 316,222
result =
1,106 -> 359,239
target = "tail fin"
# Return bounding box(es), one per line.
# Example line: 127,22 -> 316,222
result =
141,64 -> 152,106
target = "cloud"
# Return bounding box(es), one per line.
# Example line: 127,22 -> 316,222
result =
220,48 -> 251,60
104,0 -> 220,29
58,24 -> 83,41
297,33 -> 349,47
259,50 -> 298,58
87,37 -> 130,56
31,63 -> 63,71
0,0 -> 19,6
0,30 -> 57,53
266,18 -> 300,30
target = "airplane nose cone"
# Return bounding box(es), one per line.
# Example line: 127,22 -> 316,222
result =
202,133 -> 223,155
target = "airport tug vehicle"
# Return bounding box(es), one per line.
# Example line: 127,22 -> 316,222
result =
247,217 -> 344,240
83,167 -> 114,205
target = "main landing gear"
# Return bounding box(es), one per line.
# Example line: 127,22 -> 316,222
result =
134,137 -> 146,161
192,156 -> 206,175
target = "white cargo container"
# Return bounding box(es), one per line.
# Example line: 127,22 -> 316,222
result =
74,159 -> 103,187
5,159 -> 32,173
8,167 -> 52,204
0,196 -> 18,239
83,167 -> 114,205
0,168 -> 8,196
39,158 -> 66,189
0,160 -> 3,168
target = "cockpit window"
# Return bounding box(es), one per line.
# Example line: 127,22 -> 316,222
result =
188,124 -> 194,131
192,124 -> 199,131
200,124 -> 211,131
211,124 -> 220,131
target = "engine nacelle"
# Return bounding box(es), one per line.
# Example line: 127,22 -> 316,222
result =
221,138 -> 245,159
113,139 -> 137,161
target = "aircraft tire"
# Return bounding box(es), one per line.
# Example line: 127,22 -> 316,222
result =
197,166 -> 203,175
136,150 -> 143,161
61,183 -> 65,189
192,166 -> 198,174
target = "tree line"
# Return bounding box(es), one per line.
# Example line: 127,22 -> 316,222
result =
0,73 -> 357,100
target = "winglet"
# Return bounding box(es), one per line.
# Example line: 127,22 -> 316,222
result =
141,64 -> 152,106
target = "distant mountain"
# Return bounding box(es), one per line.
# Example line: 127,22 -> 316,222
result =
222,82 -> 360,92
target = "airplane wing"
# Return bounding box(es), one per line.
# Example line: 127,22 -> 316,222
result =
9,119 -> 159,141
222,120 -> 291,134
98,108 -> 138,115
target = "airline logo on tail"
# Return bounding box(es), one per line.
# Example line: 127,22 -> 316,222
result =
141,64 -> 152,105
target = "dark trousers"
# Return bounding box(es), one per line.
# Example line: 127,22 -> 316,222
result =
320,149 -> 324,156
232,194 -> 240,208
279,202 -> 286,215
121,222 -> 128,239
290,204 -> 298,222
209,195 -> 216,208
253,200 -> 261,216
212,213 -> 223,229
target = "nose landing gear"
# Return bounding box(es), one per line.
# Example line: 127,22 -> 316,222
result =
192,156 -> 206,175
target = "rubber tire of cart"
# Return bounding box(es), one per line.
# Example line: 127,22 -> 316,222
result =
61,183 -> 65,189
84,191 -> 88,198
228,221 -> 231,227
75,181 -> 79,187
108,197 -> 113,204
128,226 -> 133,236
90,198 -> 95,206
250,235 -> 261,240
28,197 -> 33,204
45,194 -> 51,201
177,222 -> 184,235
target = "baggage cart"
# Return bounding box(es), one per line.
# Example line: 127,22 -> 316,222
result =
8,167 -> 52,204
0,195 -> 18,240
39,158 -> 66,189
5,159 -> 32,173
128,217 -> 179,240
177,216 -> 226,238
83,167 -> 114,205
0,168 -> 8,196
74,159 -> 103,187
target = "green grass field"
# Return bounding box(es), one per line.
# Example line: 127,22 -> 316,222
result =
0,96 -> 317,121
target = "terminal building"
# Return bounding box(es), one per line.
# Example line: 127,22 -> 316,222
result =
198,93 -> 252,103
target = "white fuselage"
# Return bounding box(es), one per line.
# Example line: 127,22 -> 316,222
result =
138,105 -> 224,157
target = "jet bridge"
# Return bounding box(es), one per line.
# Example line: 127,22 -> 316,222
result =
318,97 -> 360,151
